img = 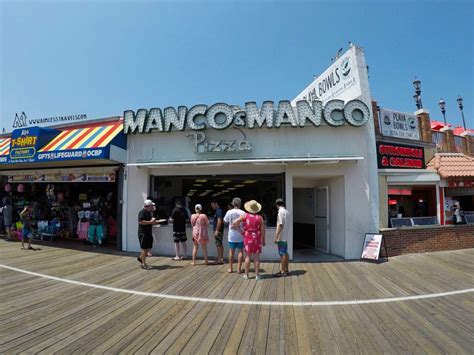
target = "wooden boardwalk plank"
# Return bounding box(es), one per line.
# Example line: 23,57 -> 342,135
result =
0,241 -> 472,354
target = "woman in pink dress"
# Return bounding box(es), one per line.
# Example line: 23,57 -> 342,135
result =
233,200 -> 266,280
190,204 -> 209,266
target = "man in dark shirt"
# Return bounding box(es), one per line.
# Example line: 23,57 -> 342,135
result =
170,199 -> 189,260
137,199 -> 158,269
211,200 -> 225,264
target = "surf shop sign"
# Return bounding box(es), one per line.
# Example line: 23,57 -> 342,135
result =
123,99 -> 370,134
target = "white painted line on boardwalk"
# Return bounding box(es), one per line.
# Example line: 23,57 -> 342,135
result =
1,263 -> 473,307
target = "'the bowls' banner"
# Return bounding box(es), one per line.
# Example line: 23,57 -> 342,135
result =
292,45 -> 363,106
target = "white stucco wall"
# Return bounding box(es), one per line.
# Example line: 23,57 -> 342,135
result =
123,45 -> 379,260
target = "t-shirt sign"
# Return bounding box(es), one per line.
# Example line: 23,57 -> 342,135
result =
376,141 -> 425,169
361,233 -> 383,260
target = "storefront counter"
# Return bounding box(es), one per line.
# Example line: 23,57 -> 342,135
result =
380,224 -> 474,257
148,225 -> 280,260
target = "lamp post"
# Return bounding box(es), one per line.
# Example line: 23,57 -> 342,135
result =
413,77 -> 423,109
457,95 -> 467,130
439,98 -> 447,125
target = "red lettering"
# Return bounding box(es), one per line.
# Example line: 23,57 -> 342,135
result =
379,144 -> 423,157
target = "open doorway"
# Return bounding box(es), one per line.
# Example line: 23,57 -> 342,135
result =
293,186 -> 329,252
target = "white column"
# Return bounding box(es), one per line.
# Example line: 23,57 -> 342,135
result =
285,167 -> 294,260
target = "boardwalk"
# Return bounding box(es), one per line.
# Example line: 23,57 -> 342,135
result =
0,240 -> 473,354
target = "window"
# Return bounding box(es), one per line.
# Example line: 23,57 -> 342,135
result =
150,174 -> 284,226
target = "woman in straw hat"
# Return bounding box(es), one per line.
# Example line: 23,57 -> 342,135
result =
232,200 -> 266,280
190,204 -> 209,265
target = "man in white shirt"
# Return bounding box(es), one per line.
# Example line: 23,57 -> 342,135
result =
223,197 -> 245,273
274,198 -> 290,277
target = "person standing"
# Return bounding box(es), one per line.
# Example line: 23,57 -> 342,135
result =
2,197 -> 13,241
233,200 -> 265,280
191,204 -> 209,266
170,199 -> 188,260
453,202 -> 463,224
211,199 -> 225,264
137,199 -> 159,269
20,205 -> 34,250
223,197 -> 245,273
274,198 -> 290,277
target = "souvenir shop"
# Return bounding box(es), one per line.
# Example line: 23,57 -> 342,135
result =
0,119 -> 126,248
121,45 -> 380,260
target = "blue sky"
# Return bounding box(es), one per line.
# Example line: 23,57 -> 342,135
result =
1,0 -> 473,131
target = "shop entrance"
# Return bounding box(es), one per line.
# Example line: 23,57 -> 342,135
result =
293,186 -> 329,253
0,167 -> 121,249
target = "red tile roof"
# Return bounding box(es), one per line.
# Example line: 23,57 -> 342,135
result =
427,153 -> 474,179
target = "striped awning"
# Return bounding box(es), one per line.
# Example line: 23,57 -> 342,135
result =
0,138 -> 11,156
39,122 -> 123,152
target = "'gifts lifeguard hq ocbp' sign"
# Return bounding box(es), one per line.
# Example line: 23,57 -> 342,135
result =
9,127 -> 58,163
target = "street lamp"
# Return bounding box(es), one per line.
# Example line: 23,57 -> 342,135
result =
413,94 -> 421,110
438,98 -> 447,125
413,77 -> 423,109
457,95 -> 467,130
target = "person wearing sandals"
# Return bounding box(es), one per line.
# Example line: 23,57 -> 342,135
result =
170,199 -> 188,261
19,205 -> 34,250
223,197 -> 245,274
274,198 -> 290,277
137,199 -> 159,269
191,204 -> 209,266
233,200 -> 265,280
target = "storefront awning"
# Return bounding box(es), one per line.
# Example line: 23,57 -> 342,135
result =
0,122 -> 126,168
127,156 -> 364,167
386,171 -> 440,184
0,138 -> 10,160
39,122 -> 123,153
427,153 -> 474,179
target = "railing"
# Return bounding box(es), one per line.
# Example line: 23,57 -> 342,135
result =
390,216 -> 439,228
432,131 -> 445,152
454,135 -> 464,153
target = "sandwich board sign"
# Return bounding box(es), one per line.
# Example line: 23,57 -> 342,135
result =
361,233 -> 386,261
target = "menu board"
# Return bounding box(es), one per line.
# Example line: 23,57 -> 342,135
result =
361,233 -> 383,260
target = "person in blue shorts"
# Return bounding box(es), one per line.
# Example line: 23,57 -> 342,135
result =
274,198 -> 290,277
223,197 -> 245,273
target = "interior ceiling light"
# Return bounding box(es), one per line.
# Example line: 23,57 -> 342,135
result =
220,180 -> 232,183
193,184 -> 203,186
227,187 -> 236,190
234,184 -> 245,187
195,179 -> 208,183
214,184 -> 224,187
243,180 -> 257,184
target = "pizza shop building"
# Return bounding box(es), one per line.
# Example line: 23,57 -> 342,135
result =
373,103 -> 474,257
122,45 -> 380,260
